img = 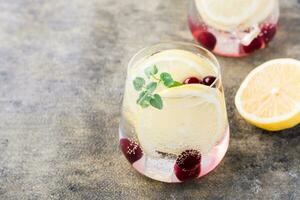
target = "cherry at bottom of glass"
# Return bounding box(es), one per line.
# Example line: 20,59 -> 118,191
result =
188,17 -> 278,57
119,127 -> 229,183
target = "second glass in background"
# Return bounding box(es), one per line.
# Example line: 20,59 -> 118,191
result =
188,0 -> 279,57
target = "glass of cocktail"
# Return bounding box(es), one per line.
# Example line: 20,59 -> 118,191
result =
119,42 -> 229,182
188,0 -> 279,57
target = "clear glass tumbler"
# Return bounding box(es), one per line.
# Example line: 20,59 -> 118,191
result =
119,42 -> 229,182
188,0 -> 279,57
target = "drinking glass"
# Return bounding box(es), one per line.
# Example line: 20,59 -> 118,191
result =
119,42 -> 229,182
188,0 -> 279,57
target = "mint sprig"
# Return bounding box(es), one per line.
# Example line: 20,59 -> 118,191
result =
132,65 -> 183,110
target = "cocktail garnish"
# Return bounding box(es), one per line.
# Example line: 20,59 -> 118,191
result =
132,65 -> 183,110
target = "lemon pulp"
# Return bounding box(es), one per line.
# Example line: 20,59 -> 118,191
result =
235,58 -> 300,131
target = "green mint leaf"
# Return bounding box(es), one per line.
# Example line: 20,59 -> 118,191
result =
145,65 -> 158,78
146,82 -> 157,93
133,77 -> 145,91
137,91 -> 151,107
137,91 -> 147,104
169,81 -> 183,88
160,72 -> 174,87
150,94 -> 163,110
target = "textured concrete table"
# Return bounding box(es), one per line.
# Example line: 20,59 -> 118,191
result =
0,0 -> 299,199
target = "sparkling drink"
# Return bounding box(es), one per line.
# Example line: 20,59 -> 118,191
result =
188,0 -> 279,57
119,43 -> 229,182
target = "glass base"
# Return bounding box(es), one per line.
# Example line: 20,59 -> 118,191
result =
119,127 -> 229,183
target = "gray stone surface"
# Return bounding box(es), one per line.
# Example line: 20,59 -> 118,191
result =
0,0 -> 299,199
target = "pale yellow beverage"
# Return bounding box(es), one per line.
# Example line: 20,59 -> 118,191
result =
119,43 -> 229,182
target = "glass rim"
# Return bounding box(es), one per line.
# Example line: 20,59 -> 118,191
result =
127,42 -> 221,88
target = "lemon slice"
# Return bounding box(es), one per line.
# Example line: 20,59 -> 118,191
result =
136,84 -> 227,156
129,49 -> 217,85
122,49 -> 218,131
195,0 -> 276,31
235,59 -> 300,131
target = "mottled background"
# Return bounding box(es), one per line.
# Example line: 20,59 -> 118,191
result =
0,0 -> 299,199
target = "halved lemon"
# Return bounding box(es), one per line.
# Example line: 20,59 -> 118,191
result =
235,58 -> 300,131
195,0 -> 276,31
137,84 -> 227,156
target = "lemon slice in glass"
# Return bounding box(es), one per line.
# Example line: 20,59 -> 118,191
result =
195,0 -> 276,31
122,49 -> 218,131
235,58 -> 300,131
129,49 -> 217,84
137,84 -> 226,156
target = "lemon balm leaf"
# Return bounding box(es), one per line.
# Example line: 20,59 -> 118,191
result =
136,91 -> 147,104
137,91 -> 150,103
145,65 -> 158,78
150,94 -> 163,110
160,72 -> 174,87
133,77 -> 145,91
146,82 -> 157,93
134,68 -> 181,109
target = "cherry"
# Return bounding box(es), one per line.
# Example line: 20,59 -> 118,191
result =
242,37 -> 263,54
183,77 -> 202,84
196,31 -> 217,51
174,150 -> 201,181
242,24 -> 277,54
202,76 -> 217,86
260,24 -> 277,43
120,138 -> 143,164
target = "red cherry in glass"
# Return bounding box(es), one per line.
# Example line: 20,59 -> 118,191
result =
196,31 -> 217,51
183,77 -> 202,84
242,37 -> 263,53
174,150 -> 201,181
120,138 -> 143,164
261,24 -> 277,43
202,76 -> 217,86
